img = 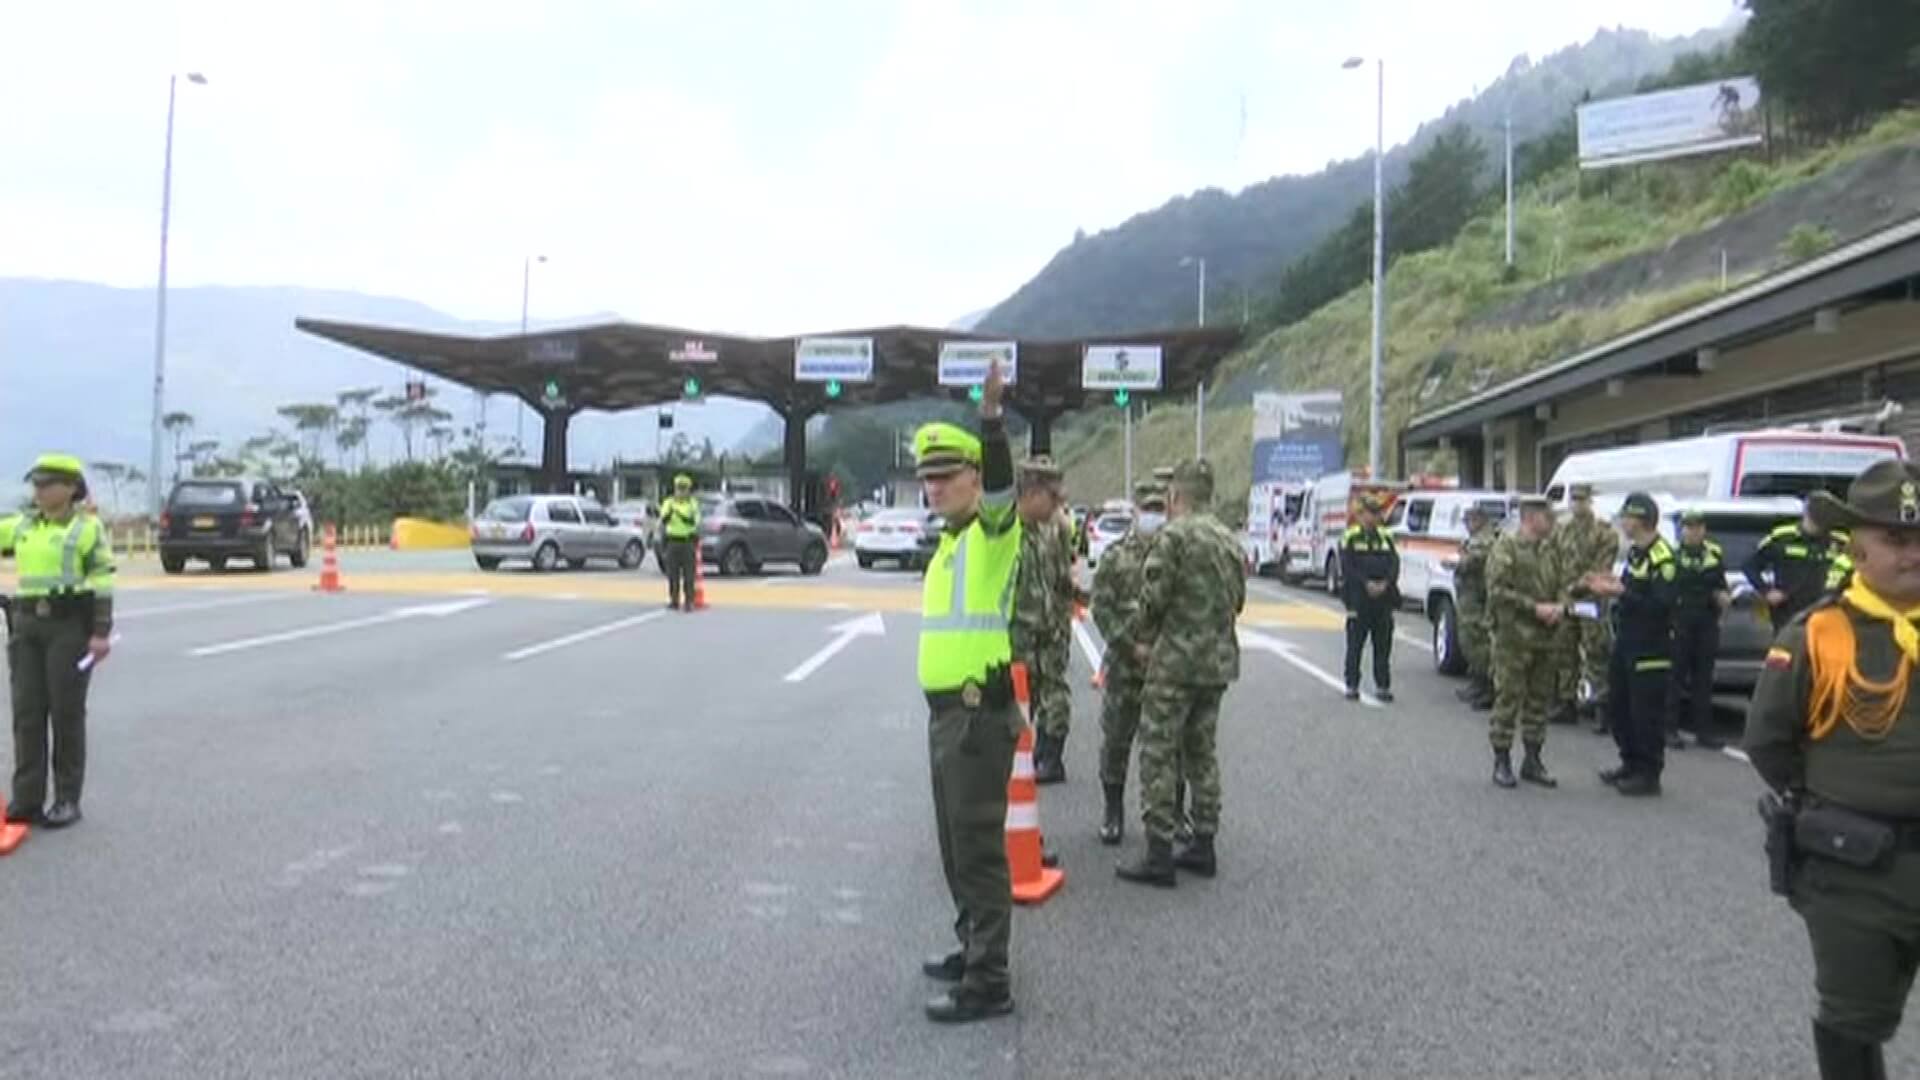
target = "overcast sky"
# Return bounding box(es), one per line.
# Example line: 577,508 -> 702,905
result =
1,0 -> 1741,336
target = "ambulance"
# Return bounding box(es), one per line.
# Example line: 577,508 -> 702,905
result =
1543,430 -> 1905,507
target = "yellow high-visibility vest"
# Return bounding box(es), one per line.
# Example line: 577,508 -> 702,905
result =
918,495 -> 1021,691
0,512 -> 115,598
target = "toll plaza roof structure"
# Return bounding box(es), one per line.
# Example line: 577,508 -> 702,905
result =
295,317 -> 1245,498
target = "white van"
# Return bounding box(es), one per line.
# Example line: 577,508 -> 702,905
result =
1246,480 -> 1311,577
1544,430 -> 1905,507
1386,490 -> 1520,674
1286,471 -> 1404,593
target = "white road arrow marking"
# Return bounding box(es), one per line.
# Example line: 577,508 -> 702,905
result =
784,612 -> 885,683
502,609 -> 669,661
189,598 -> 492,657
1239,627 -> 1384,709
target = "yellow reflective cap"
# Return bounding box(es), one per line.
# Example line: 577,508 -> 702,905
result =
25,453 -> 84,480
674,473 -> 693,488
914,423 -> 981,477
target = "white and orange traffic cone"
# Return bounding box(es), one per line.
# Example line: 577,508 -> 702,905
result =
314,523 -> 345,593
1007,663 -> 1065,905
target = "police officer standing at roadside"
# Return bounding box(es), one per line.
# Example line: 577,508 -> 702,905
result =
913,361 -> 1021,1024
1339,494 -> 1399,703
1589,492 -> 1676,797
659,473 -> 701,612
1747,459 -> 1920,1080
2,455 -> 115,829
1746,498 -> 1850,635
1670,508 -> 1731,750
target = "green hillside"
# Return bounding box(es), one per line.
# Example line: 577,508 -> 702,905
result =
1054,108 -> 1920,524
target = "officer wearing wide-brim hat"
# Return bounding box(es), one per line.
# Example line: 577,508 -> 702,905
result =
2,454 -> 116,829
1748,459 -> 1920,1078
913,361 -> 1022,1023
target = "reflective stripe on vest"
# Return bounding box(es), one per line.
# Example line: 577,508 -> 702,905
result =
16,517 -> 96,595
918,517 -> 1020,690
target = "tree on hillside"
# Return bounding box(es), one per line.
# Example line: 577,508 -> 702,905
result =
90,461 -> 130,514
278,403 -> 340,465
336,416 -> 371,468
187,439 -> 221,477
375,393 -> 451,462
1386,125 -> 1489,257
336,387 -> 381,469
161,411 -> 194,485
1741,0 -> 1920,136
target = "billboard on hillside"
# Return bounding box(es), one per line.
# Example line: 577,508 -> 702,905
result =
1252,391 -> 1344,484
1577,76 -> 1764,169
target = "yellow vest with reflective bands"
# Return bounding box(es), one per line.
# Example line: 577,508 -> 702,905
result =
0,512 -> 115,598
918,507 -> 1022,691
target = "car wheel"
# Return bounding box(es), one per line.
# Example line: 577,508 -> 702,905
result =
1432,596 -> 1467,676
619,540 -> 645,570
476,555 -> 501,571
721,543 -> 751,577
254,539 -> 276,573
800,543 -> 827,575
857,553 -> 874,570
289,530 -> 311,569
161,553 -> 185,574
532,542 -> 560,572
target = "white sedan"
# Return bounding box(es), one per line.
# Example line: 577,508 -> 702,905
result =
854,508 -> 938,570
1086,510 -> 1134,567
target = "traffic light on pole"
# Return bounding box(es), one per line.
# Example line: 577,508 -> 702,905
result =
1113,388 -> 1130,408
968,384 -> 984,403
825,379 -> 843,400
683,376 -> 701,400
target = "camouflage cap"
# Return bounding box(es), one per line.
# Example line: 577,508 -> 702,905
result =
1017,455 -> 1063,485
1569,482 -> 1595,500
1132,480 -> 1167,508
1170,459 -> 1213,486
1518,494 -> 1553,513
1151,466 -> 1176,482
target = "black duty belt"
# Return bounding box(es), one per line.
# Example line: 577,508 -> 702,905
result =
11,594 -> 90,619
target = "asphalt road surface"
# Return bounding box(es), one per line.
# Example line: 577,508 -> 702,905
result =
0,553 -> 1911,1077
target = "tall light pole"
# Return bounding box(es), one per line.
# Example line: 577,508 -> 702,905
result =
1181,255 -> 1208,457
515,254 -> 547,455
150,71 -> 208,517
1344,56 -> 1386,478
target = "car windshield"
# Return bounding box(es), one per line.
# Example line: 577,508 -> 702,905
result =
1096,514 -> 1132,533
480,497 -> 533,522
170,482 -> 242,508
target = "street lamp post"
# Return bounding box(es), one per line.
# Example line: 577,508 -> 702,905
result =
149,71 -> 207,517
1344,56 -> 1386,478
1180,255 -> 1208,457
515,254 -> 547,454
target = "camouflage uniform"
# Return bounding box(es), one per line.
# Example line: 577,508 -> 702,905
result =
1116,460 -> 1244,882
1092,481 -> 1165,845
1013,459 -> 1077,781
1549,501 -> 1620,716
1454,514 -> 1498,705
1486,502 -> 1563,787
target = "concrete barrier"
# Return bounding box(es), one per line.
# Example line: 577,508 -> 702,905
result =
390,517 -> 470,551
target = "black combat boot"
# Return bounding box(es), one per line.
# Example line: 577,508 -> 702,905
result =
4,801 -> 43,826
1098,783 -> 1125,846
42,801 -> 81,829
925,986 -> 1014,1023
1615,771 -> 1662,797
1115,837 -> 1177,887
921,950 -> 965,982
1598,763 -> 1631,786
1172,834 -> 1216,878
1813,1020 -> 1888,1080
1492,749 -> 1517,789
1034,732 -> 1066,785
1520,743 -> 1558,789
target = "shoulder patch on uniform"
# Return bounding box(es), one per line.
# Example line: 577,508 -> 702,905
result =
1764,647 -> 1794,671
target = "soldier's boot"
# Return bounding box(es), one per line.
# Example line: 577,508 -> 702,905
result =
1520,743 -> 1558,789
1115,837 -> 1177,888
1813,1020 -> 1888,1080
1098,783 -> 1125,846
1491,749 -> 1518,789
1034,731 -> 1066,785
1172,833 -> 1216,878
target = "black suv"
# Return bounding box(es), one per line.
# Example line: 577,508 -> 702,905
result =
160,477 -> 311,574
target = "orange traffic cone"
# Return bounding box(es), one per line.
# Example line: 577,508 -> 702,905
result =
314,523 -> 345,594
1007,663 -> 1065,905
0,800 -> 27,857
692,542 -> 709,611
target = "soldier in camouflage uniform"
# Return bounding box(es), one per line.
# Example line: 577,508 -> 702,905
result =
1485,496 -> 1562,790
1149,466 -> 1195,842
1115,459 -> 1245,886
1548,484 -> 1620,731
1453,504 -> 1498,711
1091,479 -> 1168,845
1013,457 -> 1078,784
